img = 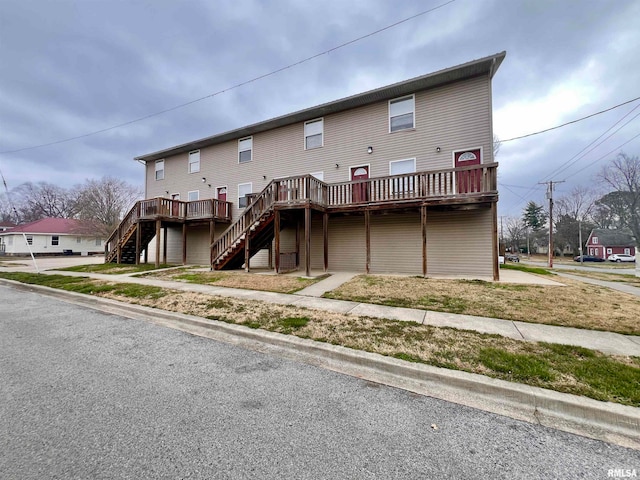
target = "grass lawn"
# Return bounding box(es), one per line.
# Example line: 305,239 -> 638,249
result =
0,271 -> 638,407
144,267 -> 329,294
323,274 -> 640,336
57,263 -> 176,275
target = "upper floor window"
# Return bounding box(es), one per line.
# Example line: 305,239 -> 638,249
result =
389,95 -> 415,132
593,237 -> 598,244
155,160 -> 165,180
304,118 -> 323,149
239,137 -> 252,163
188,150 -> 200,173
188,190 -> 200,202
51,236 -> 59,246
238,182 -> 252,208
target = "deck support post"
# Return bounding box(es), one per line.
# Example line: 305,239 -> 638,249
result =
491,201 -> 499,281
244,225 -> 251,273
116,225 -> 122,264
305,206 -> 311,277
209,220 -> 215,268
274,209 -> 281,274
144,245 -> 148,264
155,220 -> 161,268
365,209 -> 370,274
295,216 -> 301,269
182,224 -> 187,265
162,226 -> 168,265
421,206 -> 427,277
268,245 -> 273,270
135,221 -> 141,265
323,212 -> 328,272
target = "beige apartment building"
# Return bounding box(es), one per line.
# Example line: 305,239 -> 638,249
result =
106,51 -> 505,279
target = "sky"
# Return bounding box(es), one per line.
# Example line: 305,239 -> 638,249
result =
1,0 -> 639,219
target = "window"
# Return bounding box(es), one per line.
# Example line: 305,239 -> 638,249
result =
95,238 -> 101,246
155,160 -> 165,180
52,236 -> 59,246
624,248 -> 631,255
389,95 -> 415,132
304,118 -> 323,149
188,150 -> 200,173
76,237 -> 81,243
389,158 -> 416,195
188,190 -> 200,202
239,137 -> 252,163
26,235 -> 33,245
607,248 -> 612,254
238,182 -> 252,208
592,237 -> 598,244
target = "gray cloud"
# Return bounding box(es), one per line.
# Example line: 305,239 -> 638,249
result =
1,0 -> 639,219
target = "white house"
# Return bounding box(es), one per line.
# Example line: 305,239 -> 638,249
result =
0,218 -> 105,256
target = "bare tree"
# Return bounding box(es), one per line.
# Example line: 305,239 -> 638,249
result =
504,216 -> 526,253
598,152 -> 640,245
555,185 -> 597,221
493,134 -> 501,159
13,182 -> 79,222
75,176 -> 143,237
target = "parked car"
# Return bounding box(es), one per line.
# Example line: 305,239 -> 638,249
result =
573,255 -> 605,262
505,253 -> 520,262
607,253 -> 636,263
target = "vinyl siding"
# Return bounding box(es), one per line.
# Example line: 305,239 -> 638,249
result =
144,75 -> 492,219
426,209 -> 493,277
0,233 -> 103,255
370,212 -> 422,275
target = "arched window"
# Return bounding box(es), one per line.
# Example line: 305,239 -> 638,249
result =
458,152 -> 477,162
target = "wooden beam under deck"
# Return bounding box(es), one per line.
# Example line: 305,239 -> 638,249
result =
274,209 -> 281,274
421,206 -> 427,277
155,220 -> 161,268
304,206 -> 311,277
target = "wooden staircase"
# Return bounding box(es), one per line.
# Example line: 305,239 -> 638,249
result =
211,179 -> 283,270
105,222 -> 156,264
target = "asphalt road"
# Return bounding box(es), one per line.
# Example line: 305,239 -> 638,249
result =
1,285 -> 638,479
523,260 -> 638,275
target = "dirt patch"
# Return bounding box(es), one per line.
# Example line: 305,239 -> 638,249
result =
324,275 -> 640,335
146,268 -> 327,294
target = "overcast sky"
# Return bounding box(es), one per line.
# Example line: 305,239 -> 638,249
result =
1,0 -> 639,219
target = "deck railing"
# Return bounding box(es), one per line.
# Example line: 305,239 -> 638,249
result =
105,197 -> 232,261
211,163 -> 497,266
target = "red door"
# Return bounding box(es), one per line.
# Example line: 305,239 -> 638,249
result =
216,187 -> 227,217
351,166 -> 370,203
171,193 -> 180,217
454,149 -> 481,193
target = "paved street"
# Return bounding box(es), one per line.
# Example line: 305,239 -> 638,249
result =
1,285 -> 638,479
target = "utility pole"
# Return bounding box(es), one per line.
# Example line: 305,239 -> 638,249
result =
539,180 -> 564,268
579,219 -> 583,265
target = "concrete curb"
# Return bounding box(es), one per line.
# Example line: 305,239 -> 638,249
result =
2,278 -> 639,450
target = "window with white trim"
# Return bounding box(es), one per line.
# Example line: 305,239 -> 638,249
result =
155,160 -> 165,180
389,158 -> 416,195
593,237 -> 598,244
188,190 -> 200,202
607,248 -> 612,254
51,236 -> 59,246
188,150 -> 200,173
389,95 -> 415,132
238,182 -> 252,208
624,248 -> 631,255
238,137 -> 252,163
304,118 -> 323,149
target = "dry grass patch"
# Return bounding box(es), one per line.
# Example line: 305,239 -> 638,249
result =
561,270 -> 640,288
145,267 -> 327,294
324,275 -> 640,335
1,271 -> 639,406
96,289 -> 640,406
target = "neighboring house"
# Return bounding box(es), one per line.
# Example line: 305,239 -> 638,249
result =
0,222 -> 15,254
106,52 -> 506,279
585,229 -> 636,260
0,218 -> 105,256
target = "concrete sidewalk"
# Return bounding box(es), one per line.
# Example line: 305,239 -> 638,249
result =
557,272 -> 640,298
29,268 -> 640,357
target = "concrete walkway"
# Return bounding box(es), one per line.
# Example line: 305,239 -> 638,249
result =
12,267 -> 632,357
556,272 -> 640,298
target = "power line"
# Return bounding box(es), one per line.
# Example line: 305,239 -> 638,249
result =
501,95 -> 640,143
0,0 -> 456,156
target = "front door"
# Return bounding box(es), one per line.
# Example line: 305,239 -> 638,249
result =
171,193 -> 180,217
454,149 -> 481,194
351,166 -> 370,203
216,187 -> 227,217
